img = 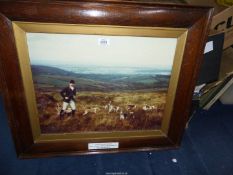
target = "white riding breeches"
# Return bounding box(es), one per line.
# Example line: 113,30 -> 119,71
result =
62,100 -> 76,110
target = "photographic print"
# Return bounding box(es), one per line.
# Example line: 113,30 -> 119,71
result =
26,33 -> 177,133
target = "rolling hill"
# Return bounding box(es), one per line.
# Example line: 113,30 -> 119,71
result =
31,65 -> 170,92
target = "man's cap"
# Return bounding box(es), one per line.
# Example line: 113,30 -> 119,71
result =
70,80 -> 75,84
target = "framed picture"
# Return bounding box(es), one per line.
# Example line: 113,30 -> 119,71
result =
0,1 -> 213,158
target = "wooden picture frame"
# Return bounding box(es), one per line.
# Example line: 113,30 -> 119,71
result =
0,1 -> 213,158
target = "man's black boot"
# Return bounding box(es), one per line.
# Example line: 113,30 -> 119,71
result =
60,110 -> 65,119
72,110 -> 76,117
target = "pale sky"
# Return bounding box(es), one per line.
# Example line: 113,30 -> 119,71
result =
26,33 -> 177,69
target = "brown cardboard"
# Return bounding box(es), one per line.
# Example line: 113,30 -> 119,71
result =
219,47 -> 233,78
211,6 -> 233,49
216,0 -> 233,7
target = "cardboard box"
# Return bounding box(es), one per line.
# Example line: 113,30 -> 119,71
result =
216,0 -> 233,7
211,6 -> 233,49
220,83 -> 233,104
219,47 -> 233,78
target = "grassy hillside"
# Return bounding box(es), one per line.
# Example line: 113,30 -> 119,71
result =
31,65 -> 170,92
38,90 -> 166,133
31,65 -> 169,133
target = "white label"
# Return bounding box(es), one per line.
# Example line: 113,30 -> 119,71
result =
88,142 -> 119,150
98,38 -> 110,46
204,41 -> 213,54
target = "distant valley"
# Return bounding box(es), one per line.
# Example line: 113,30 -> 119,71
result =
31,65 -> 171,92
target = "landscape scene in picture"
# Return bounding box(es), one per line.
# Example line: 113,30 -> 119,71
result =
27,33 -> 177,133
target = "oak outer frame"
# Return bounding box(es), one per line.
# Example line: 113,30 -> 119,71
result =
0,1 -> 213,158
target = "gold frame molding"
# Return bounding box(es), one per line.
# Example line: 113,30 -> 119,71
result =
12,21 -> 187,143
